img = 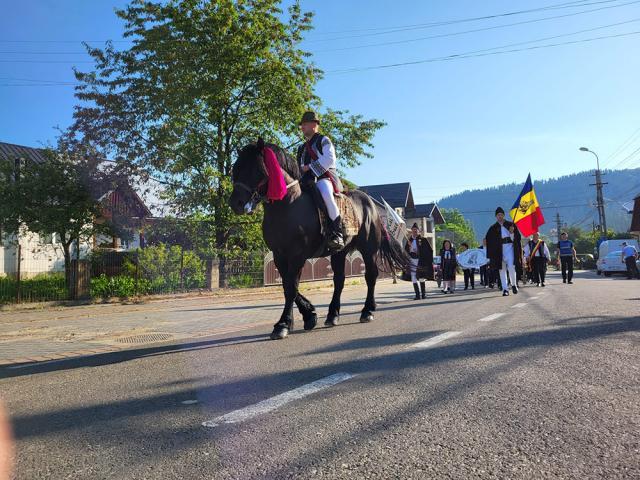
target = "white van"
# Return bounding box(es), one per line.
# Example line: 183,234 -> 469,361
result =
597,239 -> 639,275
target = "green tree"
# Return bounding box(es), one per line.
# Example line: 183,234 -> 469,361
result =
72,0 -> 384,286
436,209 -> 477,249
0,139 -> 123,289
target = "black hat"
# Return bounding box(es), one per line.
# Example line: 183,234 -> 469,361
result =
495,207 -> 505,216
411,223 -> 419,229
299,111 -> 320,125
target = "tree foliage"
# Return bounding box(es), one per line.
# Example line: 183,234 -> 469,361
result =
0,138 -> 124,286
72,0 -> 385,263
436,209 -> 477,249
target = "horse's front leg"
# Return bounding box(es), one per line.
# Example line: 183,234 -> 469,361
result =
295,289 -> 317,331
326,252 -> 347,326
360,252 -> 379,323
271,268 -> 297,340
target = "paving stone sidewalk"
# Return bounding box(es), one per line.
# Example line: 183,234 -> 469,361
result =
0,279 -> 416,366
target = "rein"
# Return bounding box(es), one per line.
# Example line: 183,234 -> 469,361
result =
233,177 -> 299,205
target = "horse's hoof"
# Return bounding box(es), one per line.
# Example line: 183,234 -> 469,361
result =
270,325 -> 289,340
303,313 -> 317,331
360,313 -> 373,323
325,314 -> 339,327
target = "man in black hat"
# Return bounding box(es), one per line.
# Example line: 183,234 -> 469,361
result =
485,207 -> 523,296
297,111 -> 345,251
404,222 -> 434,299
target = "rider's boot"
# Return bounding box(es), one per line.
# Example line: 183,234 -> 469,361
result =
327,216 -> 345,252
413,283 -> 420,300
420,281 -> 426,299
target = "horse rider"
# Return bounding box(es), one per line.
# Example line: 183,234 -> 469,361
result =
297,111 -> 345,251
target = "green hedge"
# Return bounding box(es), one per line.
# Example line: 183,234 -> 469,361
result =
0,273 -> 68,303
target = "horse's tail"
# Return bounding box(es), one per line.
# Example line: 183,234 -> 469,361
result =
379,222 -> 411,273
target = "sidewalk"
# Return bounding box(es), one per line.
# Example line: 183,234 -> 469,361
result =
0,278 -> 417,366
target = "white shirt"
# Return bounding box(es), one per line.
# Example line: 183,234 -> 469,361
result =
622,245 -> 637,259
410,237 -> 418,253
305,135 -> 337,177
524,240 -> 551,261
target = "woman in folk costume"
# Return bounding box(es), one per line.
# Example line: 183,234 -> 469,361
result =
296,111 -> 345,251
439,239 -> 457,293
404,223 -> 434,299
485,207 -> 523,296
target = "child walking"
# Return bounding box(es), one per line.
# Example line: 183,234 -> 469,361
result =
440,239 -> 457,293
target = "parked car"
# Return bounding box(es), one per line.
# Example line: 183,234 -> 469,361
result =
596,250 -> 628,277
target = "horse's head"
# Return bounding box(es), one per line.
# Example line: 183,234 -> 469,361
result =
229,138 -> 269,215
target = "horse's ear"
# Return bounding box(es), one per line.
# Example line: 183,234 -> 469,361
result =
257,137 -> 265,151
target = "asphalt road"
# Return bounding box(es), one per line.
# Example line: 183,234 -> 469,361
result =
1,271 -> 638,479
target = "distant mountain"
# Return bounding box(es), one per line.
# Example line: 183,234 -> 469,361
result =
437,168 -> 640,241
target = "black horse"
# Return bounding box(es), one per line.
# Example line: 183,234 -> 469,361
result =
229,139 -> 409,340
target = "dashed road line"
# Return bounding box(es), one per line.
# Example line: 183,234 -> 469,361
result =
511,302 -> 528,309
410,331 -> 462,349
478,313 -> 506,322
202,372 -> 355,428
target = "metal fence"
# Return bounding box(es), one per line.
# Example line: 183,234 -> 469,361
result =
0,240 -> 390,304
0,241 -> 266,304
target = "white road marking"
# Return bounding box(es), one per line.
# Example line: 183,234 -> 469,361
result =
529,296 -> 540,300
410,331 -> 462,349
181,400 -> 199,405
202,372 -> 355,428
512,302 -> 528,308
477,313 -> 506,322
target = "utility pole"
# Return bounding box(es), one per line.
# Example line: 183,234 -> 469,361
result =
556,212 -> 562,243
580,147 -> 608,239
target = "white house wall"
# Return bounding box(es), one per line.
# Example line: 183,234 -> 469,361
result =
0,232 -> 91,278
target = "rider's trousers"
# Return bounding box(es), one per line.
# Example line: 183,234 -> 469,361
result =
317,178 -> 340,220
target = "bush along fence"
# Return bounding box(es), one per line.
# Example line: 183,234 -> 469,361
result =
0,243 -> 265,304
0,243 -> 392,304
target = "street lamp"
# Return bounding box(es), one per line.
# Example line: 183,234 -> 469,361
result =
579,146 -> 607,239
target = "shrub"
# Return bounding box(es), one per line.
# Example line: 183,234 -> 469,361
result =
0,273 -> 68,303
90,274 -> 151,299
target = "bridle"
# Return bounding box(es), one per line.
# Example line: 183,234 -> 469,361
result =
233,172 -> 299,213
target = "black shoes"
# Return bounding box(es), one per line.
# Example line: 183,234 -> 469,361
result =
502,290 -> 509,296
512,285 -> 518,294
420,282 -> 426,299
413,283 -> 420,300
541,282 -> 545,287
568,281 -> 573,284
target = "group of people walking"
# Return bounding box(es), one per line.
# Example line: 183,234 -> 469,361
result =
405,206 -> 580,299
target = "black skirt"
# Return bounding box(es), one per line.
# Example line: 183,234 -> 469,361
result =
442,258 -> 457,281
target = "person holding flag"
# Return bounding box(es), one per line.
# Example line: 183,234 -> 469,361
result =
486,207 -> 522,296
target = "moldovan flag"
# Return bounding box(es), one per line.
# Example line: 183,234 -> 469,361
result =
510,173 -> 545,236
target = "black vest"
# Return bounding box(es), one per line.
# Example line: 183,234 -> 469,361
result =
296,134 -> 325,166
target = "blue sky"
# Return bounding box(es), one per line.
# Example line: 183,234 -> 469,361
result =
1,0 -> 640,205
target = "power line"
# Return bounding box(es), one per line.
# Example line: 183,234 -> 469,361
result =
315,3 -> 640,53
0,0 -> 622,45
327,29 -> 640,74
602,126 -> 640,168
305,0 -> 631,43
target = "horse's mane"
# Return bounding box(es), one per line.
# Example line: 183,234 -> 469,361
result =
267,143 -> 300,180
233,140 -> 300,181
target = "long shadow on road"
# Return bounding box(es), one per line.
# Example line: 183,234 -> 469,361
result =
8,314 -> 639,446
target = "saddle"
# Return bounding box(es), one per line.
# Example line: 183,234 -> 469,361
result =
317,192 -> 361,237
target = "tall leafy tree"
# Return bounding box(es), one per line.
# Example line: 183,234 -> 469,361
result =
72,0 -> 385,288
0,138 -> 126,289
436,209 -> 477,248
